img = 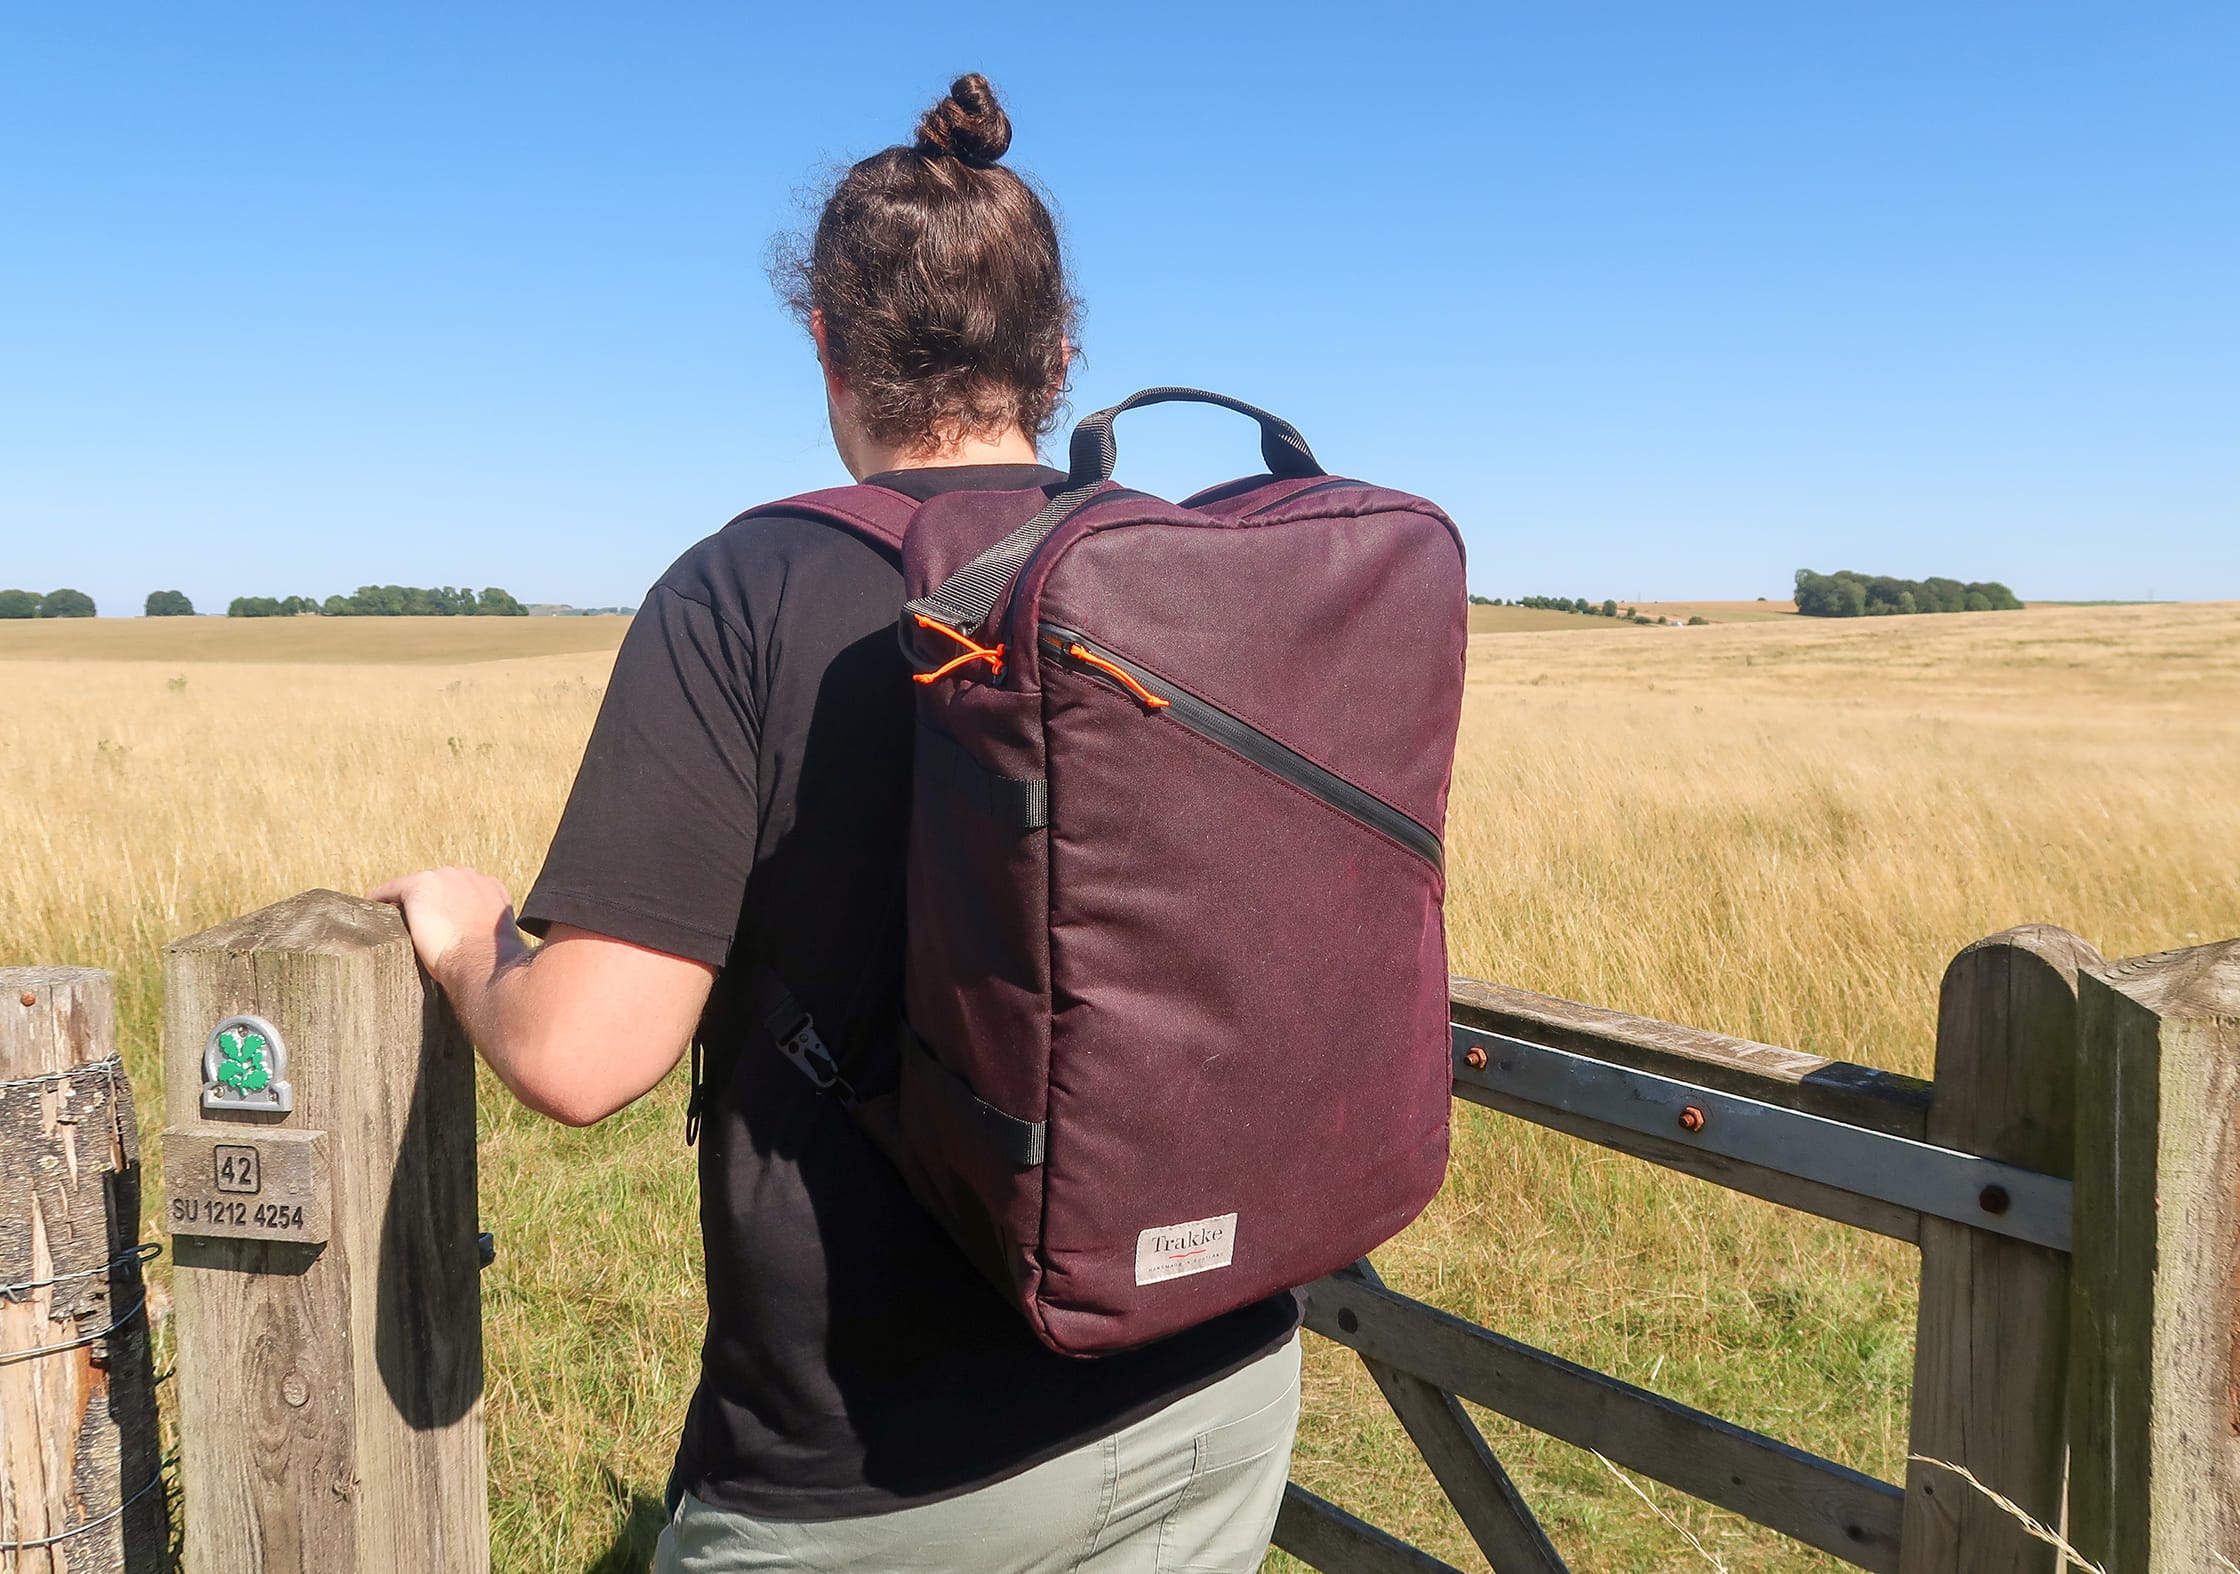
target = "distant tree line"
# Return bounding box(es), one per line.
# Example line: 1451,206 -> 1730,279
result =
1469,594 -> 1691,626
0,588 -> 96,618
1793,570 -> 2023,618
1471,594 -> 1626,617
2,584 -> 534,619
1520,595 -> 1622,617
228,585 -> 527,617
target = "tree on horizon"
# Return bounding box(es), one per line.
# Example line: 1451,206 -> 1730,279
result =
38,588 -> 96,618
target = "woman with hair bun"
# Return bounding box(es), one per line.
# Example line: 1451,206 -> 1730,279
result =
375,73 -> 1302,1573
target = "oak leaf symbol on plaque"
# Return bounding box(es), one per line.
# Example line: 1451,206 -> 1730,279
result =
214,1027 -> 274,1094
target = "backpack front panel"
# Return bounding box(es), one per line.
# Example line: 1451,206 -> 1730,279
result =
1020,502 -> 1461,1350
898,478 -> 1467,1355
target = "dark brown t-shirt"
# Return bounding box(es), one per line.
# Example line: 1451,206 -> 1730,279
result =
520,463 -> 1298,1520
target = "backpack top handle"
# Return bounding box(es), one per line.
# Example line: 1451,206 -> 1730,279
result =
903,388 -> 1323,640
1066,387 -> 1324,487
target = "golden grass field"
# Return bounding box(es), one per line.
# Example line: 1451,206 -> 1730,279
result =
4,602 -> 2237,1572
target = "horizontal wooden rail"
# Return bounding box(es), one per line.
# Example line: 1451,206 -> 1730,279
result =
1304,1270 -> 1904,1572
1449,978 -> 1932,1140
1273,1485 -> 1468,1574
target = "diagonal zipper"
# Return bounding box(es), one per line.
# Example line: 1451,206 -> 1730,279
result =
1040,626 -> 1442,871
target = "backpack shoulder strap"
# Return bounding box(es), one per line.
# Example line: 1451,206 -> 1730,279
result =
740,484 -> 917,558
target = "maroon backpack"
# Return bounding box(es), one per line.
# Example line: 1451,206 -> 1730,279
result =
743,389 -> 1467,1356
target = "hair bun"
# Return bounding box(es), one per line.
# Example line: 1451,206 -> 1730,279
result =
915,73 -> 1012,167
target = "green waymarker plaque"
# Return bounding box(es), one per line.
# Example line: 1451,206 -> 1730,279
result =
201,1013 -> 294,1114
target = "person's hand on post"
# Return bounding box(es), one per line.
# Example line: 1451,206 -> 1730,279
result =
367,867 -> 709,1126
369,865 -> 525,990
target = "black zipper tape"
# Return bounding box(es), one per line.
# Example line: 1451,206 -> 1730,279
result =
1040,626 -> 1442,871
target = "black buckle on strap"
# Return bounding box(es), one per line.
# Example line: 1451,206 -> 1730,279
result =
774,1011 -> 831,1086
772,1010 -> 857,1106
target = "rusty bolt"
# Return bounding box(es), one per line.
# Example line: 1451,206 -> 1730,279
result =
1677,1105 -> 1707,1134
1463,1045 -> 1488,1071
1978,1184 -> 2011,1216
18,991 -> 34,1007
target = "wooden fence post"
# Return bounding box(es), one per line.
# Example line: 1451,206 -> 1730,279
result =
161,890 -> 486,1574
1900,925 -> 2098,1573
2067,938 -> 2240,1572
0,967 -> 165,1572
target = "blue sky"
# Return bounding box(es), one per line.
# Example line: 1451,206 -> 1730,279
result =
3,4 -> 2234,612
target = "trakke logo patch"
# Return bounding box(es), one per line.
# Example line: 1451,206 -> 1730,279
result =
1134,1212 -> 1238,1286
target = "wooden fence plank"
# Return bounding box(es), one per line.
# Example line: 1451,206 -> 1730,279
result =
2068,938 -> 2240,1572
1272,1484 -> 1469,1574
1303,1270 -> 1902,1572
1352,1259 -> 1568,1573
0,968 -> 165,1572
1900,926 -> 2096,1574
165,891 -> 486,1574
1450,978 -> 1932,1139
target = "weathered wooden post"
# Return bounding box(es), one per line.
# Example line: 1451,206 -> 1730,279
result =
161,890 -> 486,1573
0,967 -> 165,1571
2066,937 -> 2240,1572
1900,925 -> 2098,1573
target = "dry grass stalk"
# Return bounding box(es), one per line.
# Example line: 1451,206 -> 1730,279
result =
1907,1455 -> 2106,1574
1592,1452 -> 1730,1571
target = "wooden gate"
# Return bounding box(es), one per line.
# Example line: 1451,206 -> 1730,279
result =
1272,926 -> 2240,1572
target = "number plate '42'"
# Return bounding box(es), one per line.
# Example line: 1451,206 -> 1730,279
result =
159,1129 -> 331,1245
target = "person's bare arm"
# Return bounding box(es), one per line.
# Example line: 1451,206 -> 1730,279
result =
371,866 -> 714,1127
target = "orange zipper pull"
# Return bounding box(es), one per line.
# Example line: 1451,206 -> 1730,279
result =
1069,644 -> 1170,709
913,614 -> 1003,686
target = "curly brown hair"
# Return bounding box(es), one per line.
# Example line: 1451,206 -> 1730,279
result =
775,74 -> 1081,450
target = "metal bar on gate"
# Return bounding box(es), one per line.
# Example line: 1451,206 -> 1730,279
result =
1452,1025 -> 2072,1253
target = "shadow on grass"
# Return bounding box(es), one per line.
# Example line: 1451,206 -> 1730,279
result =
584,1466 -> 668,1574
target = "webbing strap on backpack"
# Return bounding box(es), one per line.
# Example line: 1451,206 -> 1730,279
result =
695,962 -> 1046,1173
902,388 -> 1324,636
